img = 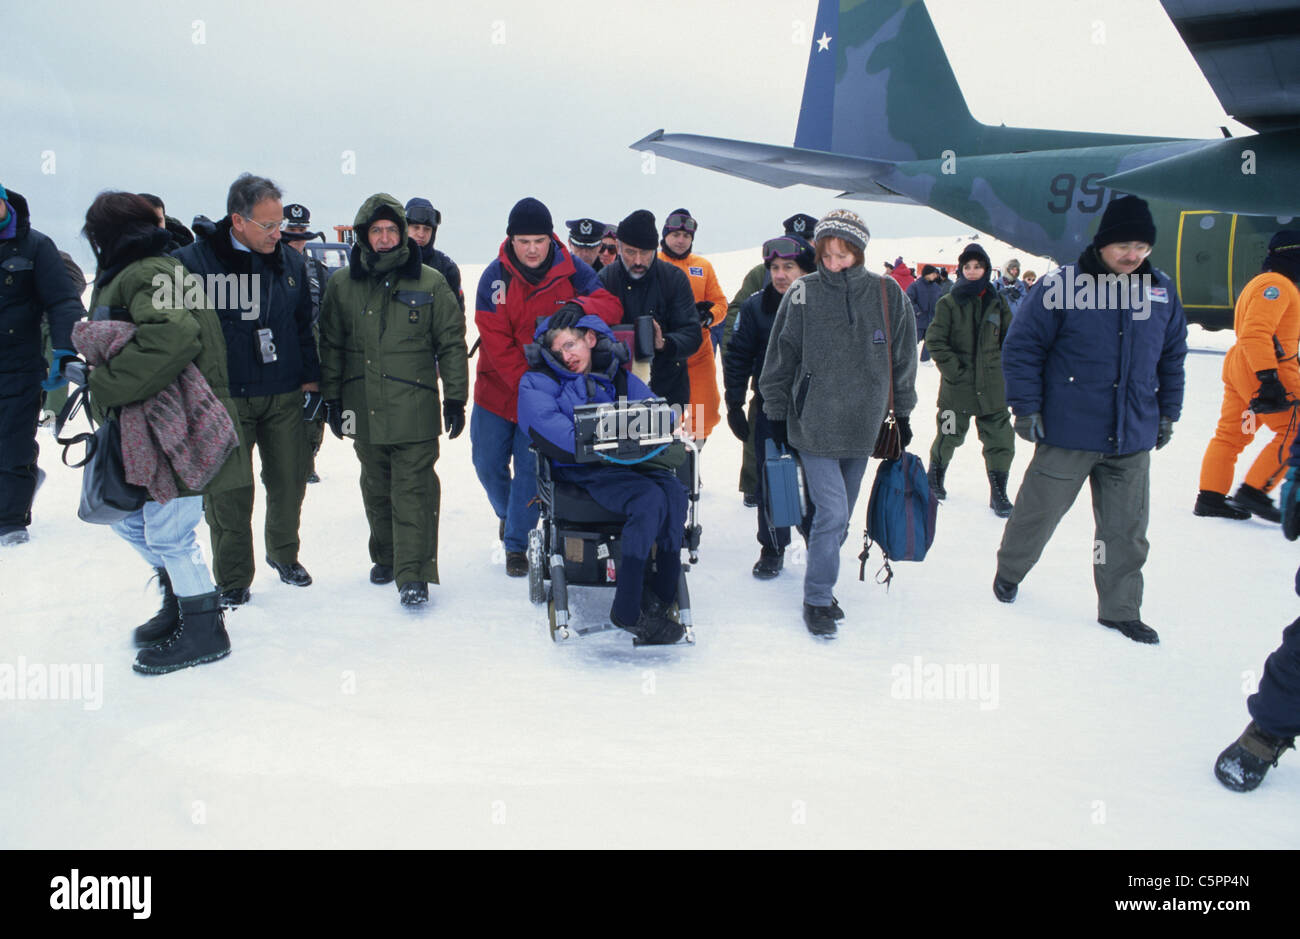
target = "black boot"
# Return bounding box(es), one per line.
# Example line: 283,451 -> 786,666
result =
135,567 -> 180,648
803,603 -> 838,637
1215,721 -> 1295,791
399,582 -> 429,606
1228,484 -> 1281,523
133,591 -> 231,675
927,461 -> 947,501
370,563 -> 395,585
1194,490 -> 1251,520
612,608 -> 684,645
1098,617 -> 1160,644
993,574 -> 1018,603
988,470 -> 1013,518
752,548 -> 784,579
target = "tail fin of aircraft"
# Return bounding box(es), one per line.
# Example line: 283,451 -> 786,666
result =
794,0 -> 1170,161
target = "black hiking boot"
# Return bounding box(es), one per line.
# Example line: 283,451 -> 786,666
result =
267,555 -> 313,586
135,567 -> 180,648
803,603 -> 838,637
752,549 -> 784,579
505,551 -> 529,577
133,591 -> 231,675
829,596 -> 845,620
399,582 -> 429,606
1098,618 -> 1160,644
927,461 -> 947,501
1194,490 -> 1250,519
993,575 -> 1018,603
370,564 -> 395,585
988,470 -> 1013,518
612,608 -> 685,645
1228,483 -> 1281,523
219,586 -> 250,609
1215,721 -> 1295,792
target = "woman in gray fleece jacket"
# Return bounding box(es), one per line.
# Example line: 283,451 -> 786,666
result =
759,209 -> 918,637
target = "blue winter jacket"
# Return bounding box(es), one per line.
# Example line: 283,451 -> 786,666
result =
1001,254 -> 1187,455
905,277 -> 946,339
517,314 -> 656,465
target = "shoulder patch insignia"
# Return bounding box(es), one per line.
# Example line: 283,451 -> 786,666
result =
1148,286 -> 1167,303
1264,285 -> 1281,300
689,266 -> 704,277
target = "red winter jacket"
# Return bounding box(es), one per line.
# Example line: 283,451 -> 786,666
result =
473,236 -> 622,421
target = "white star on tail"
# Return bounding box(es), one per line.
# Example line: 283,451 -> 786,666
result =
816,32 -> 831,51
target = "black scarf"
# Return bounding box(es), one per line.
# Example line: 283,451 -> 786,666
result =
507,241 -> 555,286
951,268 -> 991,300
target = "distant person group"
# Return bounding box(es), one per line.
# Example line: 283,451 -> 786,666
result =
4,176 -> 1299,792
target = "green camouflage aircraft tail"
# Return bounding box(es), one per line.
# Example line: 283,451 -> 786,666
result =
794,0 -> 1170,161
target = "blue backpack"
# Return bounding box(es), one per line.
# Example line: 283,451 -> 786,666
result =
859,452 -> 938,586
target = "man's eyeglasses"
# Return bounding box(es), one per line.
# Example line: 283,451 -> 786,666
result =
240,215 -> 288,233
664,213 -> 698,234
762,236 -> 806,262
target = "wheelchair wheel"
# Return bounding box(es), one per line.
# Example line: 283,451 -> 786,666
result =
547,589 -> 570,642
527,528 -> 545,604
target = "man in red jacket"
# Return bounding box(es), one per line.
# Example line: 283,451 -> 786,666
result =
472,197 -> 621,575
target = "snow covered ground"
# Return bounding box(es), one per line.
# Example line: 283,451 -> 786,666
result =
2,241 -> 1296,849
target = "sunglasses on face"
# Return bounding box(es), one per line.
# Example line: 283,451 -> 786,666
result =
598,244 -> 618,255
664,213 -> 698,234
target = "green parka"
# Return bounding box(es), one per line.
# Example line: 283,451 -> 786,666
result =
86,250 -> 252,495
319,193 -> 468,445
925,286 -> 1014,415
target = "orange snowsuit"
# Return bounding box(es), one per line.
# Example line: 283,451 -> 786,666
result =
659,251 -> 727,439
1199,271 -> 1300,494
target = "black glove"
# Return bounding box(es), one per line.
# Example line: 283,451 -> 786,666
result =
302,390 -> 324,422
61,359 -> 89,387
547,302 -> 585,331
897,415 -> 913,448
1014,412 -> 1045,443
696,301 -> 716,328
443,399 -> 466,439
325,399 -> 345,439
726,404 -> 749,442
1249,369 -> 1291,414
767,418 -> 788,449
1156,415 -> 1173,450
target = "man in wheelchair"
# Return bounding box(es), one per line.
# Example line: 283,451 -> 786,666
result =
518,312 -> 689,645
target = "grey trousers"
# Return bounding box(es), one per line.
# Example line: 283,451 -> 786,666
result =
995,443 -> 1151,621
801,454 -> 870,607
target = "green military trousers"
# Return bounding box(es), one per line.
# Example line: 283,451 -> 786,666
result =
353,437 -> 441,587
995,443 -> 1151,622
204,390 -> 308,591
930,407 -> 1015,474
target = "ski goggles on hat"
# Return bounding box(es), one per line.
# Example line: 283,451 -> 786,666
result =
664,213 -> 698,234
762,236 -> 806,262
407,207 -> 442,227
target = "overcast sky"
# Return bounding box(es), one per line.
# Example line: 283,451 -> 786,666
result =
5,0 -> 1243,273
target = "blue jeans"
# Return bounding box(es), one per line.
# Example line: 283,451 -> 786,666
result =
800,455 -> 869,607
111,496 -> 215,598
470,405 -> 539,552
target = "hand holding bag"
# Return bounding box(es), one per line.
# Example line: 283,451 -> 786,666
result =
55,386 -> 147,524
871,277 -> 903,461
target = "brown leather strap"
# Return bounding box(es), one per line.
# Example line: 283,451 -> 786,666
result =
879,278 -> 895,419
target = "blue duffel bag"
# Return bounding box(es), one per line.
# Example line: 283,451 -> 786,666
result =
859,451 -> 937,586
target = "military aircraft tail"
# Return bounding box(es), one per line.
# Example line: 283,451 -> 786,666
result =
794,0 -> 1169,162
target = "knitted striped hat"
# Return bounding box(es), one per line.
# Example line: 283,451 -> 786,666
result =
812,209 -> 870,252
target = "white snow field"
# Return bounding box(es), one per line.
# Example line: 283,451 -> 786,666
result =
1,239 -> 1296,849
